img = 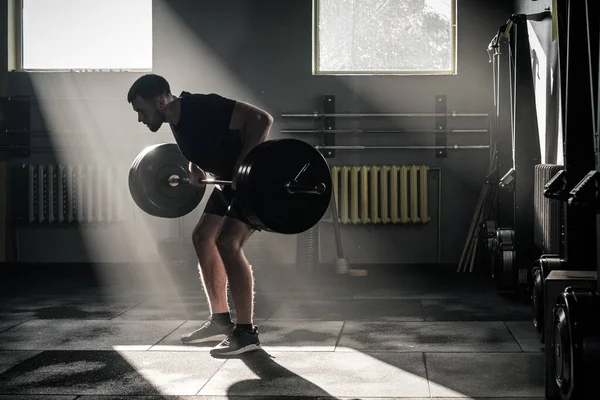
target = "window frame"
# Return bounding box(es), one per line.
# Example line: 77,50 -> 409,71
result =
312,0 -> 458,76
9,0 -> 153,72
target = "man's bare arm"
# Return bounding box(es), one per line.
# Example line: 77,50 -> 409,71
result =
229,101 -> 274,187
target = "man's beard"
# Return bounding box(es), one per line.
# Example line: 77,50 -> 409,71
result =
148,121 -> 162,132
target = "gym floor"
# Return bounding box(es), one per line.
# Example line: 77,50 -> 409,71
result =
0,263 -> 544,399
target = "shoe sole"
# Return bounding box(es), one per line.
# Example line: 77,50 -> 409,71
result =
210,343 -> 262,356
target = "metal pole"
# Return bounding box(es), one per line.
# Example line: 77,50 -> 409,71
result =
0,146 -> 141,154
314,145 -> 490,150
281,112 -> 489,118
329,192 -> 349,274
281,129 -> 489,134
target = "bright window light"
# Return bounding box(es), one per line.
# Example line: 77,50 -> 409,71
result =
314,0 -> 456,75
22,0 -> 152,71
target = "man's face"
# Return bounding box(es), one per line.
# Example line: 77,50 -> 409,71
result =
131,96 -> 165,132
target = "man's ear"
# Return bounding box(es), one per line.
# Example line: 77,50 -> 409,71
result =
157,96 -> 167,110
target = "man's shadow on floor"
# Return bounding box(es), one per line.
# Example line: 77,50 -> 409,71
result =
211,349 -> 360,400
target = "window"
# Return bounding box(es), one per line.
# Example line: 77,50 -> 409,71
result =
20,0 -> 152,71
313,0 -> 456,75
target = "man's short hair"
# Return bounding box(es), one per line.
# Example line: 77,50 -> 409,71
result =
127,74 -> 171,103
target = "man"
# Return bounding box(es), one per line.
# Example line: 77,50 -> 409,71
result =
127,74 -> 273,356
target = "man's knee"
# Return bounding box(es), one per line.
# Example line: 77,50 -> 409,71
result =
192,221 -> 219,250
216,232 -> 243,258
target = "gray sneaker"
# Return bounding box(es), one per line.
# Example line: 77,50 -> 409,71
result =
180,319 -> 235,343
210,325 -> 261,357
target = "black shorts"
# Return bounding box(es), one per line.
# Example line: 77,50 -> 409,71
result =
203,186 -> 260,230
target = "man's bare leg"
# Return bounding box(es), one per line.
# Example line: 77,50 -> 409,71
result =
181,213 -> 234,343
215,217 -> 255,325
191,213 -> 230,313
210,216 -> 261,356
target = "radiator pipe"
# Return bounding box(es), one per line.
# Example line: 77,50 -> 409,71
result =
314,145 -> 490,150
281,112 -> 489,118
281,129 -> 489,134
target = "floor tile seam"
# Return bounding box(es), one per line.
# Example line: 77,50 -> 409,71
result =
195,356 -> 231,395
333,320 -> 346,351
0,319 -> 32,334
108,301 -> 147,320
148,320 -> 189,350
423,352 -> 432,398
503,321 -> 525,352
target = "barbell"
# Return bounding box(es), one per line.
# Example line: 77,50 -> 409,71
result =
128,138 -> 333,234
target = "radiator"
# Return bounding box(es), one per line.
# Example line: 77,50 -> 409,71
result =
331,165 -> 431,225
26,164 -> 127,224
534,164 -> 564,253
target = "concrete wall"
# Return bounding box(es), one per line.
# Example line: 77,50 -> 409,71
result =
0,1 -> 7,262
4,0 -> 515,267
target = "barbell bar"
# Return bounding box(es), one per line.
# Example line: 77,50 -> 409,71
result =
280,112 -> 489,118
167,174 -> 328,195
128,138 -> 333,235
280,129 -> 489,134
313,144 -> 490,150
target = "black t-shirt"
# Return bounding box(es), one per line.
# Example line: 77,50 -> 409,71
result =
170,91 -> 242,180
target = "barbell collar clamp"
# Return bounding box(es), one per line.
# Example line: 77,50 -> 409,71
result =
167,175 -> 232,187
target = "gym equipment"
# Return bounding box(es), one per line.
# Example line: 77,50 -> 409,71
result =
129,138 -> 333,235
553,286 -> 600,400
540,1 -> 600,399
492,228 -> 515,290
281,112 -> 489,118
329,192 -> 349,274
531,255 -> 567,343
534,164 -> 564,255
128,143 -> 206,219
484,14 -> 542,294
478,220 -> 497,274
543,0 -> 598,268
543,270 -> 597,399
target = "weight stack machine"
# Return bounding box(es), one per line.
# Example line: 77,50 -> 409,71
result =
530,28 -> 565,343
481,22 -> 516,278
535,1 -> 600,399
486,15 -> 542,298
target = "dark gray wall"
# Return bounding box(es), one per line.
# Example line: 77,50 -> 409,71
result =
0,0 -> 8,262
6,0 -> 514,266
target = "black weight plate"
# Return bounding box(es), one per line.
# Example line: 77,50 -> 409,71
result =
532,266 -> 544,342
129,144 -> 158,214
553,304 -> 571,393
236,140 -> 274,230
555,287 -> 600,397
129,143 -> 205,218
531,255 -> 568,344
236,143 -> 264,229
493,229 -> 515,290
237,139 -> 332,234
